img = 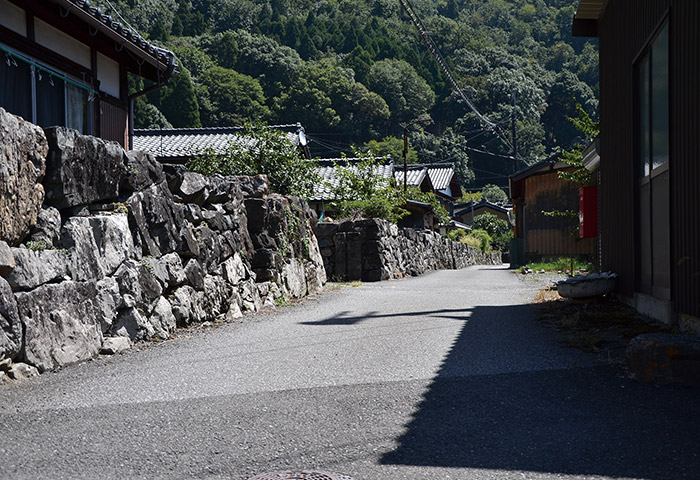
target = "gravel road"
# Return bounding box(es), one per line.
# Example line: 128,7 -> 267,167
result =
1,265 -> 698,480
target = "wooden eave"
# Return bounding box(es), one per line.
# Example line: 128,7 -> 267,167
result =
572,0 -> 608,37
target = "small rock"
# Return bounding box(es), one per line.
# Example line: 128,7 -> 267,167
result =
0,240 -> 16,277
8,362 -> 39,380
0,371 -> 7,383
100,336 -> 131,355
0,357 -> 12,372
29,206 -> 62,247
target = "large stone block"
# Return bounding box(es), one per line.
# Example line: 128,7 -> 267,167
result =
16,281 -> 103,372
0,277 -> 21,361
114,259 -> 163,313
235,174 -> 269,199
0,108 -> 48,246
5,247 -> 69,290
29,206 -> 62,247
43,127 -> 126,208
122,150 -> 166,192
59,213 -> 136,281
127,182 -> 184,257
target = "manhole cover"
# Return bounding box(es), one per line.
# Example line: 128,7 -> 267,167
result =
247,471 -> 355,480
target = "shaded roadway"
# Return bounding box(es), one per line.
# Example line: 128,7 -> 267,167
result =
0,266 -> 698,479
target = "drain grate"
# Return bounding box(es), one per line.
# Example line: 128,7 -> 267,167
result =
247,471 -> 355,480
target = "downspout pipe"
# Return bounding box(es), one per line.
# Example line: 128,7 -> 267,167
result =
127,54 -> 176,150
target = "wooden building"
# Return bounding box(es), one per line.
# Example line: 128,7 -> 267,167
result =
573,0 -> 700,326
0,0 -> 177,148
509,157 -> 597,265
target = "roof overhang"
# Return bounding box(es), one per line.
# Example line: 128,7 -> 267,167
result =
572,0 -> 607,37
47,0 -> 177,81
582,136 -> 601,171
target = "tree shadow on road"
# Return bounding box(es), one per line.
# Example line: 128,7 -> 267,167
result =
380,304 -> 700,479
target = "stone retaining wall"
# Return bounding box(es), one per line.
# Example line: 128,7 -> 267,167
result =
316,219 -> 502,282
0,108 -> 325,378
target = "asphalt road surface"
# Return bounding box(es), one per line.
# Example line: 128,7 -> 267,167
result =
1,265 -> 698,480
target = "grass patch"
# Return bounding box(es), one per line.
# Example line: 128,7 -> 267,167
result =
325,280 -> 363,291
274,296 -> 291,308
527,257 -> 590,273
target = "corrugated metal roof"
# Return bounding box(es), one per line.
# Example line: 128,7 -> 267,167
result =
311,164 -> 394,201
132,125 -> 303,160
395,164 -> 456,191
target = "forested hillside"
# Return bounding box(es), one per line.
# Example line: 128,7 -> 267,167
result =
102,0 -> 598,189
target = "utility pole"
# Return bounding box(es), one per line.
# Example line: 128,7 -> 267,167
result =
511,90 -> 518,174
402,117 -> 432,193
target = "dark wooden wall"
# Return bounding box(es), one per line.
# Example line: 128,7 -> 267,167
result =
521,171 -> 597,260
598,0 -> 700,316
99,99 -> 128,148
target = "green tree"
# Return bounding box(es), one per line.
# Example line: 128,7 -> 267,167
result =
368,59 -> 436,131
481,184 -> 509,204
473,212 -> 513,252
232,29 -> 303,98
149,68 -> 201,128
363,136 -> 416,164
409,128 -> 474,186
557,103 -> 600,185
199,66 -> 269,126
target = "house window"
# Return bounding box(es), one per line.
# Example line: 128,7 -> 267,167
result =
637,23 -> 669,178
0,53 -> 32,121
0,45 -> 92,134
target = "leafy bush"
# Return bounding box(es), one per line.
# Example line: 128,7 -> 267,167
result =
187,122 -> 318,198
467,229 -> 492,253
492,231 -> 514,253
446,228 -> 482,249
473,212 -> 513,252
446,228 -> 467,242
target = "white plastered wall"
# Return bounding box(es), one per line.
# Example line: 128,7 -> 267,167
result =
34,18 -> 90,68
0,0 -> 27,36
97,52 -> 120,98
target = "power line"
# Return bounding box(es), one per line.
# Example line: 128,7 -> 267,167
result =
397,0 -> 519,158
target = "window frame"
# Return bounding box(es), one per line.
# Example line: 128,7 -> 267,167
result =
0,43 -> 94,134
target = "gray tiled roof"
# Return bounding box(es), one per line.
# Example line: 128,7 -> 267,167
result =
133,125 -> 305,160
394,167 -> 427,188
311,163 -> 395,201
394,164 -> 456,191
426,165 -> 456,191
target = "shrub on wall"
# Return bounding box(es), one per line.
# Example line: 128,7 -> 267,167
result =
187,122 -> 318,198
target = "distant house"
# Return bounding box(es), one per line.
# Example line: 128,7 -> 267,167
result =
453,200 -> 511,229
393,164 -> 434,194
132,124 -> 311,163
0,0 -> 177,148
401,200 -> 436,231
395,164 -> 461,204
573,0 -> 700,326
509,156 -> 597,265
